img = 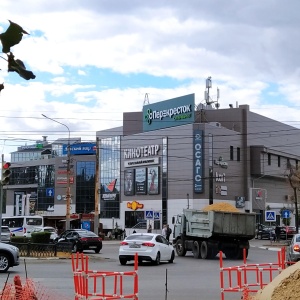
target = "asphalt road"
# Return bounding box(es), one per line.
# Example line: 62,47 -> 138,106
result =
0,240 -> 286,300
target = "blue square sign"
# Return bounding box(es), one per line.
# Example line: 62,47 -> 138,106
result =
265,210 -> 276,222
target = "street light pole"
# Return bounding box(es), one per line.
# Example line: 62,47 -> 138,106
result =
42,114 -> 71,230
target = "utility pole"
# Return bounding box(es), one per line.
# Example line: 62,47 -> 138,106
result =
42,114 -> 71,230
94,137 -> 100,235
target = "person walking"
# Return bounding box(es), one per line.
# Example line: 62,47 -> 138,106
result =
162,225 -> 167,237
166,224 -> 172,242
147,224 -> 152,233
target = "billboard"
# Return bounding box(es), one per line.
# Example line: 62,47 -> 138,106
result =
143,94 -> 195,131
135,168 -> 147,195
63,143 -> 96,155
124,169 -> 135,196
147,166 -> 160,195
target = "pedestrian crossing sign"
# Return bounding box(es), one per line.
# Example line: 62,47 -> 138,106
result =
265,210 -> 276,222
154,212 -> 160,219
145,210 -> 154,219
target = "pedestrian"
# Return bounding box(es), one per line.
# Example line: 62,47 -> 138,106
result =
275,226 -> 281,242
147,224 -> 152,233
166,224 -> 172,242
162,225 -> 167,237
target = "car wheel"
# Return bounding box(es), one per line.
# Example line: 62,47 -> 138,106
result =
0,253 -> 10,273
153,252 -> 161,265
119,258 -> 127,265
259,234 -> 262,240
72,243 -> 82,253
94,246 -> 101,254
169,250 -> 175,263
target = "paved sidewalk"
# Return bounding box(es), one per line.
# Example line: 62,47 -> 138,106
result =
250,238 -> 288,251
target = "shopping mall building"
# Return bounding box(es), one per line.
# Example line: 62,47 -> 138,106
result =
3,93 -> 300,233
96,93 -> 300,233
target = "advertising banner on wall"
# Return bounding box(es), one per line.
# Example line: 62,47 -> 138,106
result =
14,191 -> 25,216
62,143 -> 96,155
135,168 -> 147,195
143,94 -> 195,131
148,166 -> 160,195
194,130 -> 203,193
124,169 -> 135,196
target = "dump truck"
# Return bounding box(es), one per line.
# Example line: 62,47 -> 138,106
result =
172,209 -> 256,259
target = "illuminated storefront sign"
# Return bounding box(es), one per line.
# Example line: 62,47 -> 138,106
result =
124,145 -> 159,159
127,201 -> 144,210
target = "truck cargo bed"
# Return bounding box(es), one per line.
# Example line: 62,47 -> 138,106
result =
184,209 -> 256,239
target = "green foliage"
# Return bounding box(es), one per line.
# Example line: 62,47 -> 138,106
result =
31,232 -> 51,244
0,20 -> 28,53
0,20 -> 36,84
7,53 -> 36,80
11,236 -> 30,243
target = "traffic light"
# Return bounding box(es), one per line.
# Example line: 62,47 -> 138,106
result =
2,162 -> 11,185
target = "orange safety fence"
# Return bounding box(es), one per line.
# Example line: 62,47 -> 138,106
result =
72,252 -> 139,300
219,247 -> 287,300
0,274 -> 72,300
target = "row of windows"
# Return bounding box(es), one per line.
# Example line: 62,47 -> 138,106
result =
267,153 -> 298,168
230,146 -> 241,161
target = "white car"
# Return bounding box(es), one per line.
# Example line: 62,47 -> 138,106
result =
24,226 -> 58,241
119,233 -> 175,265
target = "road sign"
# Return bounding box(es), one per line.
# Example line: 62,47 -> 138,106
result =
265,210 -> 276,222
145,210 -> 153,219
46,188 -> 54,197
154,212 -> 160,220
281,210 -> 290,219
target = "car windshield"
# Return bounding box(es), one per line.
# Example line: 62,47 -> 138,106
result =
1,227 -> 10,233
126,235 -> 153,241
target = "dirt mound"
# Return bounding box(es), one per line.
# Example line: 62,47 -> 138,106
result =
202,202 -> 240,213
253,261 -> 300,300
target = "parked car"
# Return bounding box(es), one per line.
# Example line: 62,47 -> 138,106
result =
0,242 -> 20,273
56,229 -> 102,253
255,224 -> 275,240
1,226 -> 12,243
119,233 -> 175,265
280,226 -> 297,239
24,226 -> 58,241
286,233 -> 300,264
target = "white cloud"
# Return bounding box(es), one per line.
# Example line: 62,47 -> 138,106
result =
0,0 -> 299,161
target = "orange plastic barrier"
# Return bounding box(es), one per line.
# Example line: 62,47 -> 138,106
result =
219,247 -> 287,300
71,252 -> 139,300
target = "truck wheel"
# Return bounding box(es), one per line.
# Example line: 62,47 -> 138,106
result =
175,239 -> 186,257
200,241 -> 212,259
192,241 -> 202,259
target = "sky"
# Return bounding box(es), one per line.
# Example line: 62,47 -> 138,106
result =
0,0 -> 300,162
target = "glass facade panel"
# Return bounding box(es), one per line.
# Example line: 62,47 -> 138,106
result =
76,161 -> 96,213
100,136 -> 120,219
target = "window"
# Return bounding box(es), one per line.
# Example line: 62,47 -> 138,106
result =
100,136 -> 120,219
230,146 -> 234,161
237,147 -> 240,161
278,156 -> 281,167
76,161 -> 96,213
268,153 -> 271,165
